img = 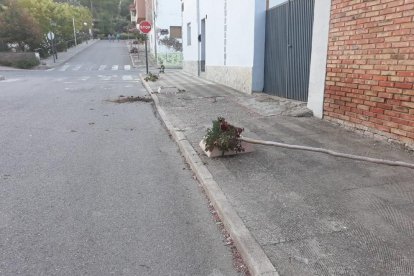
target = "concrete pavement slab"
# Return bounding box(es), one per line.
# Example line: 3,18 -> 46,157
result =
141,74 -> 278,276
141,70 -> 414,275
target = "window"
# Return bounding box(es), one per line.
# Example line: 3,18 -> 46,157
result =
187,23 -> 191,45
170,26 -> 182,39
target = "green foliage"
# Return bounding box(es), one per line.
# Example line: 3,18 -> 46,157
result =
0,0 -> 43,51
159,37 -> 183,52
0,60 -> 12,66
15,58 -> 39,69
75,0 -> 131,35
204,117 -> 245,155
0,0 -> 92,52
0,55 -> 39,68
144,72 -> 159,82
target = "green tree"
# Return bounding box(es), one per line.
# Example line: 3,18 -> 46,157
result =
20,0 -> 91,46
0,0 -> 43,51
76,0 -> 131,35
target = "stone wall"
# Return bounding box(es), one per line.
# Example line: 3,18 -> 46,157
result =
205,66 -> 252,94
183,60 -> 199,76
183,62 -> 253,94
0,52 -> 37,63
324,0 -> 414,148
0,52 -> 39,68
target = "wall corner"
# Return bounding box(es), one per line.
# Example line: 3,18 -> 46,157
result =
307,0 -> 332,119
251,0 -> 266,92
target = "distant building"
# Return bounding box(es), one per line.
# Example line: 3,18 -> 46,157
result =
145,0 -> 183,67
133,0 -> 146,24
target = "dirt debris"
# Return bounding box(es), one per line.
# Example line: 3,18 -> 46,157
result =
109,96 -> 153,103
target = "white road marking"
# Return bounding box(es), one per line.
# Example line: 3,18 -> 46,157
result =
0,78 -> 20,83
124,65 -> 131,71
122,75 -> 133,81
80,76 -> 90,81
99,75 -> 112,81
59,64 -> 70,71
98,65 -> 106,71
112,65 -> 119,70
47,68 -> 55,71
72,65 -> 82,71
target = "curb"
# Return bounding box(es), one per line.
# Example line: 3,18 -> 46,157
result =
140,74 -> 279,276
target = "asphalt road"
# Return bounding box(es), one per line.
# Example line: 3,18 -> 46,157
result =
0,41 -> 237,275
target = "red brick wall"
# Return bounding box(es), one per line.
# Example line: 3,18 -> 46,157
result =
324,0 -> 414,146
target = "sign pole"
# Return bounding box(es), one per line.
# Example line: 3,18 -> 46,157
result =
73,17 -> 77,46
138,21 -> 152,75
47,31 -> 56,63
52,38 -> 56,63
145,34 -> 149,75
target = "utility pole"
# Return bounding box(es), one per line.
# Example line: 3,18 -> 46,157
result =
90,0 -> 94,39
73,17 -> 77,46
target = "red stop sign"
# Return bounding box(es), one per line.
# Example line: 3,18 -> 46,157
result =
139,21 -> 152,34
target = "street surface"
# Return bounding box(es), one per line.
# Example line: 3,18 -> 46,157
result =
0,41 -> 237,275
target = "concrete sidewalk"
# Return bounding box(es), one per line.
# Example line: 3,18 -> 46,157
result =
142,70 -> 414,275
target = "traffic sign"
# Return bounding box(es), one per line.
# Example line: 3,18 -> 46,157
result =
139,21 -> 152,34
47,31 -> 55,41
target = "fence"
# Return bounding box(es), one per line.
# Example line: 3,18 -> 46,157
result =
157,52 -> 183,68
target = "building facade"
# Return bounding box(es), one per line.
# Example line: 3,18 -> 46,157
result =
323,0 -> 414,146
133,0 -> 146,24
181,0 -> 413,147
181,0 -> 266,94
151,0 -> 182,67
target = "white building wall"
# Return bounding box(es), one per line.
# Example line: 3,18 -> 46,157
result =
225,0 -> 255,67
307,0 -> 332,118
252,0 -> 266,92
147,0 -> 182,66
182,0 -> 266,94
155,0 -> 182,54
202,1 -> 225,66
182,0 -> 199,74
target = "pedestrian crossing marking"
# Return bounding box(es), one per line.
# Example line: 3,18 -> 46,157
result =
51,64 -> 136,72
0,78 -> 20,83
122,75 -> 133,81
